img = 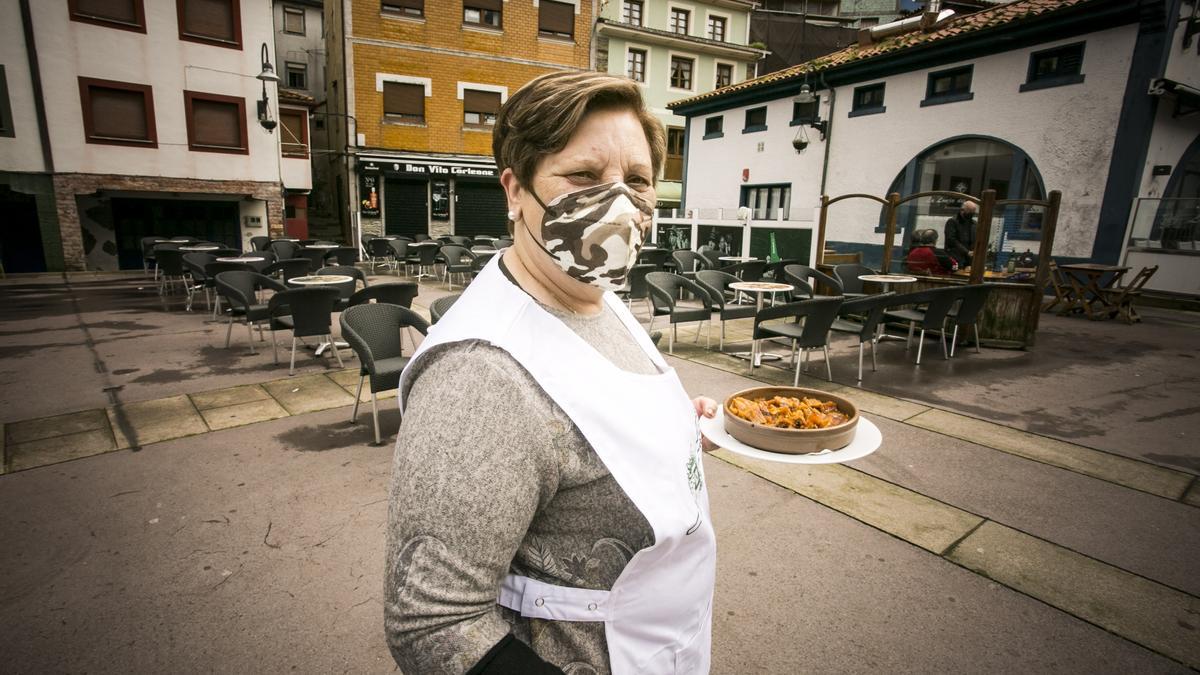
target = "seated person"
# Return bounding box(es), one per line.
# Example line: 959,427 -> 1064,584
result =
905,229 -> 957,275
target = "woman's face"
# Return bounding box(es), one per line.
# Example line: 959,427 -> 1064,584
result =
502,107 -> 656,288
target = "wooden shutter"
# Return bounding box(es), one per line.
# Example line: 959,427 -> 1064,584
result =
383,0 -> 423,12
384,82 -> 424,118
192,98 -> 242,148
182,0 -> 236,42
91,87 -> 149,139
75,0 -> 138,22
283,7 -> 304,33
539,0 -> 574,36
463,90 -> 500,116
280,109 -> 307,156
471,0 -> 502,11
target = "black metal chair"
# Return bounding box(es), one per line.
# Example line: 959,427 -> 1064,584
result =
781,269 -> 814,301
945,284 -> 992,357
637,248 -> 671,269
412,244 -> 440,279
670,250 -> 709,282
439,245 -> 475,290
263,258 -> 310,283
696,270 -> 756,352
153,248 -> 189,300
829,293 -> 895,383
268,286 -> 344,375
141,236 -> 163,278
785,263 -> 843,296
326,246 -> 359,266
387,239 -> 410,275
215,271 -> 286,354
367,238 -> 395,271
448,235 -> 472,247
182,252 -> 217,312
250,236 -> 270,252
646,271 -> 714,354
413,233 -> 432,242
349,281 -> 419,308
697,247 -> 722,270
297,248 -> 331,273
269,240 -> 301,260
340,303 -> 431,444
616,263 -> 656,314
882,286 -> 967,365
430,293 -> 461,324
318,265 -> 367,310
834,263 -> 877,298
205,261 -> 256,318
751,296 -> 844,384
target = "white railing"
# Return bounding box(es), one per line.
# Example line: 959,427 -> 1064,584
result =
651,208 -> 818,268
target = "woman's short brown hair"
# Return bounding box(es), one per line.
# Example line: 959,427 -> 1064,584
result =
493,71 -> 666,190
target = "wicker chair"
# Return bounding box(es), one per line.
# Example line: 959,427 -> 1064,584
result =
751,297 -> 844,384
646,271 -> 714,354
340,303 -> 431,444
430,293 -> 461,324
214,271 -> 286,354
267,286 -> 344,375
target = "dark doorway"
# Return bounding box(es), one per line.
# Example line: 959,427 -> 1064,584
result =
453,179 -> 508,238
0,185 -> 47,273
384,178 -> 428,237
112,198 -> 240,270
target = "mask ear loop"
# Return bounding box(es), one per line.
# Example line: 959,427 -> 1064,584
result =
519,185 -> 559,259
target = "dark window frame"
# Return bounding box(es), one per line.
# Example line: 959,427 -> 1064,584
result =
669,7 -> 690,34
703,115 -> 723,139
707,15 -> 726,42
0,66 -> 13,138
664,126 -> 685,181
176,0 -> 243,50
789,96 -> 819,125
282,5 -> 305,35
849,82 -> 885,117
538,0 -> 575,40
183,90 -> 248,155
68,0 -> 147,33
743,106 -> 767,133
285,61 -> 307,90
921,65 -> 974,107
1021,42 -> 1086,92
462,89 -> 501,128
78,76 -> 158,148
382,81 -> 427,125
463,1 -> 502,30
740,183 -> 792,220
381,0 -> 424,18
279,107 -> 309,158
715,62 -> 733,88
669,55 -> 694,90
627,48 -> 647,83
622,0 -> 643,26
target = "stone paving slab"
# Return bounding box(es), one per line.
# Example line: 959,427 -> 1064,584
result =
711,448 -> 984,554
947,520 -> 1200,670
106,395 -> 209,450
908,409 -> 1194,500
6,409 -> 110,445
189,384 -> 271,411
8,428 -> 117,472
199,398 -> 290,431
327,369 -> 398,403
1184,479 -> 1200,507
262,374 -> 355,415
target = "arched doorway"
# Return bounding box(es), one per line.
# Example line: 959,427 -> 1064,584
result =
881,136 -> 1046,255
1149,133 -> 1200,248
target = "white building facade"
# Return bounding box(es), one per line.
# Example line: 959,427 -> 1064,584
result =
670,0 -> 1200,295
0,0 -> 310,272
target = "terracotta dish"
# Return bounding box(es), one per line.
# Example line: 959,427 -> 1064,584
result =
723,386 -> 859,454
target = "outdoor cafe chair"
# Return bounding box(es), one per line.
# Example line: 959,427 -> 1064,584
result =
785,264 -> 844,296
263,258 -> 310,284
1042,261 -> 1076,313
349,281 -> 419,309
141,236 -> 162,278
250,236 -> 270,252
153,248 -> 189,300
697,247 -> 722,269
215,271 -> 286,354
270,240 -> 300,261
720,260 -> 767,282
830,293 -> 895,383
448,235 -> 472,247
412,243 -> 441,280
340,303 -> 431,445
386,240 -> 410,275
325,246 -> 360,267
615,264 -> 656,315
882,286 -> 966,365
834,263 -> 876,298
781,269 -> 815,301
751,296 -> 844,384
297,247 -> 331,274
945,283 -> 992,357
646,271 -> 714,354
413,233 -> 431,242
318,265 -> 366,310
1099,264 -> 1158,324
430,293 -> 461,324
439,245 -> 475,290
268,286 -> 345,375
205,261 -> 257,318
696,270 -> 756,352
182,252 -> 217,312
637,247 -> 670,269
367,238 -> 395,271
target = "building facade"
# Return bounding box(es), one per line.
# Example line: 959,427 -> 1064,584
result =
595,0 -> 760,209
325,0 -> 594,241
274,0 -> 326,240
669,0 -> 1200,295
0,0 -> 309,272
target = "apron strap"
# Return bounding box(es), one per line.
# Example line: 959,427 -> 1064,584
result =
498,574 -> 612,622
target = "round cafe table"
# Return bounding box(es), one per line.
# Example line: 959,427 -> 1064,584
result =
287,275 -> 353,354
728,281 -> 793,367
179,245 -> 220,252
302,244 -> 339,250
217,256 -> 265,263
858,274 -> 917,293
719,256 -> 758,264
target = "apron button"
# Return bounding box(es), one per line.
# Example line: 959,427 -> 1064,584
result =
587,602 -> 598,611
534,598 -> 545,607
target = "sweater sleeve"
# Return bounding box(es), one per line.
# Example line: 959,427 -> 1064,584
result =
385,340 -> 565,675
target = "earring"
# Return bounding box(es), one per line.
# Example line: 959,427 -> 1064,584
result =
507,211 -> 517,221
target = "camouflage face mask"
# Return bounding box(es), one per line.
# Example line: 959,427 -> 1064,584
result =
524,181 -> 654,292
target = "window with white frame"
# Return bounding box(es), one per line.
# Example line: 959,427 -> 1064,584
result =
627,48 -> 647,83
707,15 -> 726,41
670,55 -> 694,90
669,7 -> 689,34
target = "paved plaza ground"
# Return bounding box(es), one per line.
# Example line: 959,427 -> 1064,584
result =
1,266 -> 1198,673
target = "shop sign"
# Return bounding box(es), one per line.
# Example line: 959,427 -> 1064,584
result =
359,159 -> 496,178
359,173 -> 380,218
431,180 -> 450,220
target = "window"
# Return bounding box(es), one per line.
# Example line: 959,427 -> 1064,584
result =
279,109 -> 308,158
0,66 -> 13,138
707,15 -> 726,41
286,62 -> 307,90
703,116 -> 723,139
184,91 -> 247,153
177,0 -> 242,49
670,8 -> 689,34
78,77 -> 157,147
922,65 -> 973,106
741,184 -> 791,220
664,127 -> 684,181
463,89 -> 501,127
791,97 -> 819,124
627,49 -> 646,83
850,82 -> 885,116
383,82 -> 425,124
670,56 -> 693,90
743,106 -> 767,133
538,0 -> 574,40
464,0 -> 501,28
282,6 -> 304,34
69,0 -> 146,32
622,0 -> 642,25
715,63 -> 733,88
1022,42 -> 1086,91
382,0 -> 423,17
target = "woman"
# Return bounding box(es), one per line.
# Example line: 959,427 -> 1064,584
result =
905,228 -> 956,275
386,71 -> 720,674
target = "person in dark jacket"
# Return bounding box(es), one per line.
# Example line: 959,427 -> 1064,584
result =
944,201 -> 978,269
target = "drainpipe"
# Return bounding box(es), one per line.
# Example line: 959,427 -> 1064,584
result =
818,72 -> 834,197
19,0 -> 53,173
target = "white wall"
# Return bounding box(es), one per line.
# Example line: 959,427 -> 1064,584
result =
0,0 -> 47,173
30,1 -> 280,182
682,24 -> 1140,258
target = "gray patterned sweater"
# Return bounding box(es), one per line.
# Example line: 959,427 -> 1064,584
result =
385,300 -> 659,674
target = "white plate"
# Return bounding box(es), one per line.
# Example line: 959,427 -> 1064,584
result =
700,408 -> 882,465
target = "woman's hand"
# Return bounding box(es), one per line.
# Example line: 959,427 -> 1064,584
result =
692,396 -> 720,452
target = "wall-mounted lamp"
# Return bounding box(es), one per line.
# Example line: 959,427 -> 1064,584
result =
256,43 -> 278,132
257,43 -> 280,83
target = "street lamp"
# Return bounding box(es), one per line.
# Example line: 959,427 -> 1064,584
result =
256,43 -> 278,132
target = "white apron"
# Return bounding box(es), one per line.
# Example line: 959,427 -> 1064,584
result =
398,257 -> 717,674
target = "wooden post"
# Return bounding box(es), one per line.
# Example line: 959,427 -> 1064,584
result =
969,189 -> 996,285
881,192 -> 900,273
816,194 -> 829,267
1023,190 -> 1061,348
